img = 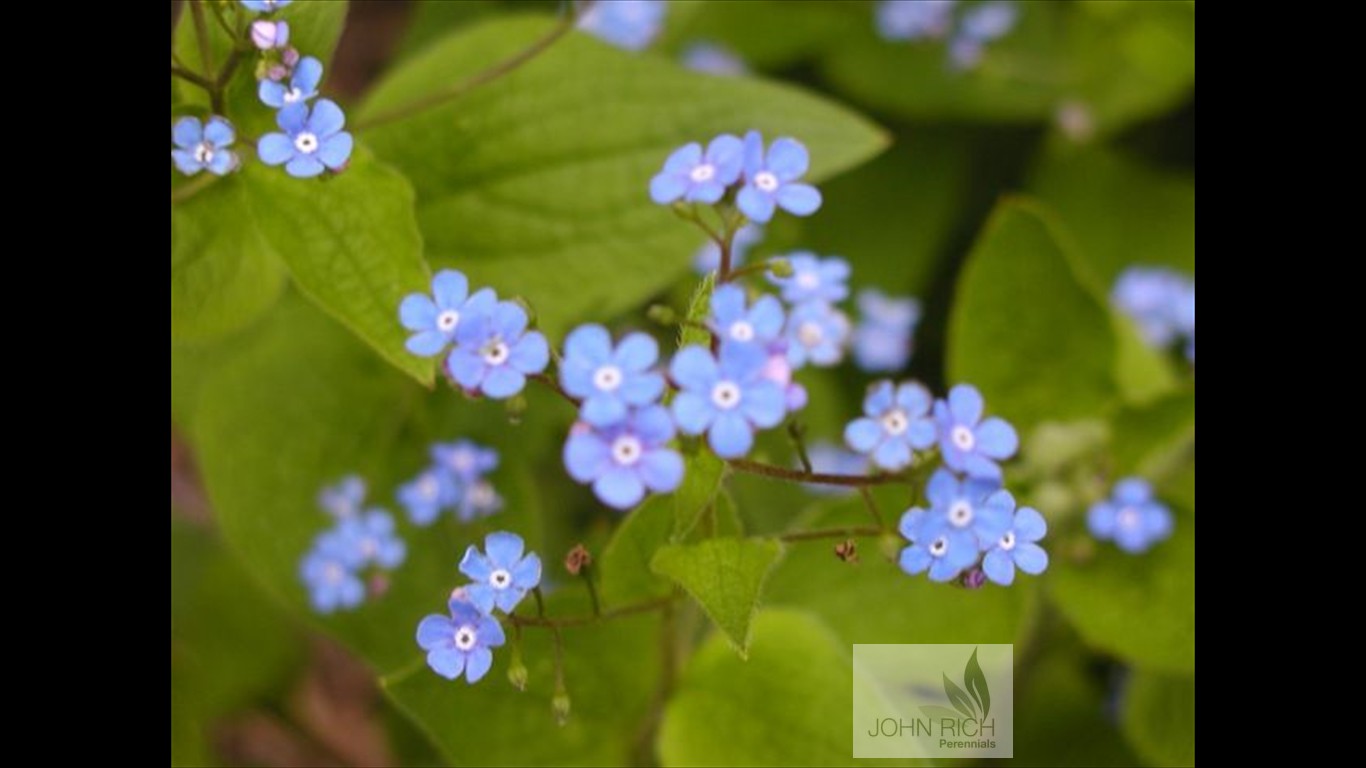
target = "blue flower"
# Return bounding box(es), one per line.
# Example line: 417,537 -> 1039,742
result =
670,342 -> 786,458
768,253 -> 850,304
317,475 -> 366,519
259,55 -> 321,108
844,381 -> 936,471
923,469 -> 1012,546
681,41 -> 748,76
258,99 -> 354,178
299,535 -> 364,613
241,0 -> 292,12
171,116 -> 238,176
876,0 -> 956,41
949,1 -> 1018,69
934,384 -> 1018,481
694,224 -> 763,274
250,19 -> 289,50
1087,478 -> 1174,554
650,134 -> 745,205
398,468 -> 457,526
737,131 -> 822,223
564,406 -> 684,509
455,477 -> 504,522
336,510 -> 407,570
459,532 -> 543,614
578,0 -> 666,51
801,441 -> 868,496
852,290 -> 921,372
785,301 -> 850,368
399,270 -> 498,357
1111,266 -> 1195,348
709,285 -> 785,348
445,301 -> 550,399
431,440 -> 500,483
560,325 -> 666,427
897,507 -> 979,582
982,502 -> 1048,585
416,598 -> 506,683
755,344 -> 808,414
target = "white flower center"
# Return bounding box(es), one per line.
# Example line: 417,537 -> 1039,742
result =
951,425 -> 975,451
594,365 -> 623,392
418,475 -> 438,500
797,321 -> 824,348
482,339 -> 510,366
1117,506 -> 1141,531
193,141 -> 215,165
949,501 -> 973,528
451,452 -> 473,472
729,321 -> 755,342
711,381 -> 742,410
359,537 -> 378,558
999,531 -> 1017,551
283,86 -> 303,104
454,626 -> 477,652
881,408 -> 909,436
796,272 -> 820,290
294,131 -> 319,154
754,171 -> 779,192
690,163 -> 716,183
323,562 -> 344,585
436,309 -> 460,332
611,435 -> 643,466
929,536 -> 949,558
490,568 -> 512,590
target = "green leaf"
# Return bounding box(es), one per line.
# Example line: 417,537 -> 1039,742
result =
942,673 -> 977,720
1121,670 -> 1196,767
678,272 -> 715,350
1110,388 -> 1195,478
651,537 -> 784,656
658,609 -> 868,767
360,15 -> 887,337
659,1 -> 865,70
172,175 -> 287,342
1011,640 -> 1140,765
963,647 -> 990,720
948,199 -> 1118,433
598,496 -> 675,606
673,446 -> 727,538
244,152 -> 434,386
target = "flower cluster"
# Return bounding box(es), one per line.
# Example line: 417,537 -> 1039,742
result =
416,532 -> 542,683
650,131 -> 822,223
899,472 -> 1047,585
399,440 -> 503,526
875,0 -> 1019,69
1111,266 -> 1195,363
1087,478 -> 1173,554
578,0 -> 668,51
171,116 -> 239,177
851,289 -> 922,372
399,269 -> 551,399
299,476 -> 407,614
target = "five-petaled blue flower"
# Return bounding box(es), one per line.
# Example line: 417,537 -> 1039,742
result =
454,477 -> 504,522
564,405 -> 684,509
670,342 -> 786,458
577,0 -> 667,51
459,532 -> 543,614
650,134 -> 745,205
784,301 -> 850,368
416,597 -> 506,683
852,289 -> 921,372
768,253 -> 850,304
445,301 -> 550,399
709,284 -> 785,348
241,0 -> 292,12
949,1 -> 1018,69
1087,478 -> 1174,554
934,384 -> 1018,481
876,0 -> 956,41
844,380 -> 937,471
336,510 -> 408,570
258,99 -> 354,178
432,440 -> 500,483
682,41 -> 749,76
299,535 -> 364,614
924,469 -> 1011,547
399,270 -> 498,357
1111,266 -> 1195,349
982,501 -> 1048,585
737,131 -> 822,223
897,507 -> 980,583
318,475 -> 366,519
171,116 -> 238,176
695,224 -> 763,274
259,55 -> 321,108
560,324 -> 666,426
398,467 -> 457,526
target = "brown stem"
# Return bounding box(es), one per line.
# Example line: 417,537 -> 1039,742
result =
171,64 -> 215,92
779,525 -> 884,542
858,486 -> 886,530
727,458 -> 908,487
530,373 -> 577,407
189,0 -> 215,74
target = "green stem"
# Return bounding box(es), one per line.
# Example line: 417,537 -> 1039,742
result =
858,486 -> 886,530
189,0 -> 215,75
170,64 -> 215,92
579,564 -> 602,618
787,422 -> 813,474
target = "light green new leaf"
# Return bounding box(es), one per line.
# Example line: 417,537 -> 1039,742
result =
948,199 -> 1117,433
1110,388 -> 1195,479
1122,670 -> 1196,767
171,175 -> 287,342
651,537 -> 784,656
598,496 -> 676,606
245,153 -> 435,386
360,15 -> 887,337
673,446 -> 727,538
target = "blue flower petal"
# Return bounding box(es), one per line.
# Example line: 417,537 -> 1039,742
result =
650,173 -> 687,204
477,615 -> 506,646
670,346 -> 718,391
740,381 -> 785,428
416,614 -> 454,650
907,418 -> 937,450
688,179 -> 727,204
581,395 -> 627,427
1013,543 -> 1048,575
565,324 -> 612,364
962,453 -> 1002,481
925,468 -> 957,508
277,101 -> 309,132
258,79 -> 287,108
974,417 -> 1018,459
640,449 -> 684,492
982,549 -> 1015,585
737,185 -> 776,223
707,134 -> 745,183
894,383 -> 932,415
1086,502 -> 1117,538
776,184 -> 821,216
619,372 -> 665,405
671,392 -> 713,434
459,545 -> 492,581
509,331 -> 549,373
399,289 -> 438,328
257,133 -> 294,166
426,647 -> 466,680
463,646 -> 493,683
203,117 -> 235,147
614,333 -> 658,371
708,411 -> 753,458
710,285 -> 746,325
742,130 -> 765,176
172,117 -> 202,149
565,432 -> 609,482
872,438 -> 911,471
171,149 -> 201,175
318,132 -> 353,169
511,552 -> 542,589
663,142 -> 703,173
750,295 -> 785,339
1014,506 -> 1047,542
286,154 -> 325,178
632,405 -> 676,444
293,56 -> 324,93
445,349 -> 486,389
844,418 -> 881,452
480,366 -> 525,399
948,384 -> 984,425
484,532 -> 526,568
308,98 -> 346,137
928,556 -> 964,583
594,466 -> 646,509
1113,478 -> 1152,505
864,380 -> 895,416
766,138 -> 810,180
899,544 -> 931,575
405,330 -> 447,357
898,508 -> 926,541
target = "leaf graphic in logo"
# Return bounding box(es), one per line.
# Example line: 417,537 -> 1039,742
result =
942,673 -> 978,720
920,705 -> 966,722
963,647 -> 991,720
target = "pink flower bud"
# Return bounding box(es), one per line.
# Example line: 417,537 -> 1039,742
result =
250,19 -> 290,50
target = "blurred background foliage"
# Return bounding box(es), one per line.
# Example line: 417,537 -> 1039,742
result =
171,1 -> 1193,765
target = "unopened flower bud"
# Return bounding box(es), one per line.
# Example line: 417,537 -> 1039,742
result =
251,20 -> 290,50
767,258 -> 793,278
564,544 -> 593,576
